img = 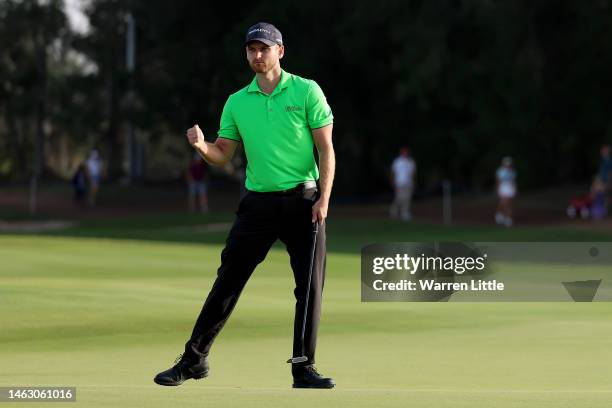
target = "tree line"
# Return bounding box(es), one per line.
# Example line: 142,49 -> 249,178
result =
1,0 -> 611,195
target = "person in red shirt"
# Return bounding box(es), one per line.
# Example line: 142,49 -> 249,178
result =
186,153 -> 209,213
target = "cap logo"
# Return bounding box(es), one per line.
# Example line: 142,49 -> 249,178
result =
249,28 -> 271,35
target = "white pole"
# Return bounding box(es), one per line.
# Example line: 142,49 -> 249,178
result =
126,13 -> 135,72
29,176 -> 37,215
442,179 -> 452,226
125,12 -> 137,180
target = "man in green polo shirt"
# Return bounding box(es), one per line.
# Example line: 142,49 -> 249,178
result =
154,22 -> 336,389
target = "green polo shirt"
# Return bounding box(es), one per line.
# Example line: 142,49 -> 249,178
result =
217,70 -> 333,192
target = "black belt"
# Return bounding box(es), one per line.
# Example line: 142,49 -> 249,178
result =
252,181 -> 318,196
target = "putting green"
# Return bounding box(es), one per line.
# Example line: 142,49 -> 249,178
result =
1,225 -> 611,407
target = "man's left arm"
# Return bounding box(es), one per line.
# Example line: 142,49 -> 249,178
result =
311,124 -> 335,224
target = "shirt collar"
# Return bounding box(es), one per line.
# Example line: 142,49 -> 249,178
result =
247,69 -> 292,95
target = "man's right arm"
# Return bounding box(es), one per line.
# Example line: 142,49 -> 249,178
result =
186,124 -> 238,166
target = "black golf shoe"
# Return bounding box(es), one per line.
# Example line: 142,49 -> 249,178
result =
292,365 -> 335,389
153,354 -> 209,386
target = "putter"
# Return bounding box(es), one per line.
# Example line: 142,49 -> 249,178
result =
287,220 -> 319,365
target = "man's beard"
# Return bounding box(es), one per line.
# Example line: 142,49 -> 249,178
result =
250,61 -> 268,73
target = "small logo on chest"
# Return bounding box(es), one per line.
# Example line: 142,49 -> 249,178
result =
285,105 -> 303,112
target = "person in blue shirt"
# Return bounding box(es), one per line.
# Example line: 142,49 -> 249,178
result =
495,157 -> 517,227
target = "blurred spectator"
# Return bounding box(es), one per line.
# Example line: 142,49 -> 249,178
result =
86,149 -> 103,206
186,153 -> 209,213
590,176 -> 607,220
390,147 -> 416,221
598,145 -> 612,182
495,157 -> 516,227
72,162 -> 89,205
232,153 -> 247,198
598,145 -> 612,200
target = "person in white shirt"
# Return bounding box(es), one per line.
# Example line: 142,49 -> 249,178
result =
390,147 -> 416,221
86,149 -> 103,206
495,156 -> 516,227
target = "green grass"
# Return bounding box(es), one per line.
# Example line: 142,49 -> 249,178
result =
1,216 -> 612,407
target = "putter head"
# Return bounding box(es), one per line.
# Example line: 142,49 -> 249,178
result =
287,356 -> 308,364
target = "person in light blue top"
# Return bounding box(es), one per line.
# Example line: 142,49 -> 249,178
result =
495,157 -> 516,227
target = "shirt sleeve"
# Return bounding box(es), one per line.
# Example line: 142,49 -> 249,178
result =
217,96 -> 241,141
306,80 -> 334,129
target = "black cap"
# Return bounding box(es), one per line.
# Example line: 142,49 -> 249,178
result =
245,22 -> 283,46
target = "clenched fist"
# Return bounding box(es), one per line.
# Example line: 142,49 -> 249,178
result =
186,124 -> 206,150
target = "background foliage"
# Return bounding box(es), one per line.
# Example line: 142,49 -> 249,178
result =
2,0 -> 612,194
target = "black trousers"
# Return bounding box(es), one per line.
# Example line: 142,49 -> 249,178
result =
183,186 -> 326,366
